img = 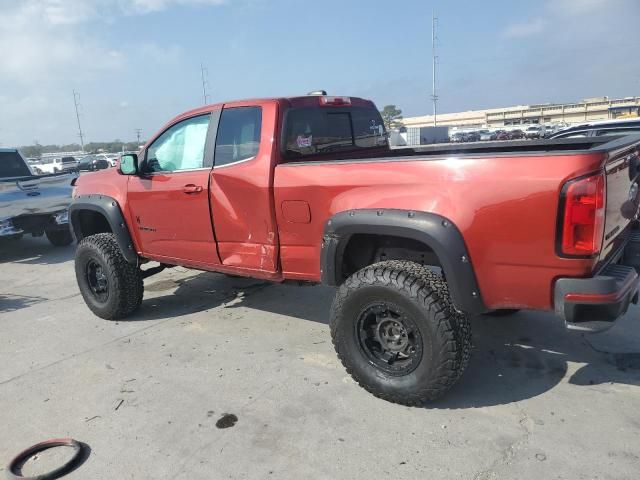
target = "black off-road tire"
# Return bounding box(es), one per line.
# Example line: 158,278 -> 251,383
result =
75,233 -> 143,320
45,227 -> 74,246
330,260 -> 472,406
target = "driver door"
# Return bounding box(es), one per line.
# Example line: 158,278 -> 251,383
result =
126,112 -> 221,266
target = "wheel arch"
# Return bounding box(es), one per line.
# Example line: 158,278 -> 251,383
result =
320,209 -> 487,315
69,194 -> 138,264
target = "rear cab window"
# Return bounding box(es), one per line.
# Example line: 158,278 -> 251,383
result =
282,96 -> 388,161
0,151 -> 32,178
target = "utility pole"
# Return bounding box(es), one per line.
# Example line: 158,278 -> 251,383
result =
200,63 -> 210,105
72,90 -> 85,151
431,12 -> 438,126
134,128 -> 142,146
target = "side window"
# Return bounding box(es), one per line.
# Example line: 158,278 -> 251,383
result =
146,114 -> 210,173
596,128 -> 640,137
214,107 -> 262,167
555,131 -> 589,139
352,108 -> 387,148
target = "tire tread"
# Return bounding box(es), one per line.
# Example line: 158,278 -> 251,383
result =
330,260 -> 472,406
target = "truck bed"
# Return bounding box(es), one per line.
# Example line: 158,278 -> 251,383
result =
395,135 -> 639,157
0,172 -> 76,219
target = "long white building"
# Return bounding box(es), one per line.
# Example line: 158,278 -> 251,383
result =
402,96 -> 640,129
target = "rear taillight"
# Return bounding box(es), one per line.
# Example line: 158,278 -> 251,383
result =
559,172 -> 606,256
319,96 -> 351,106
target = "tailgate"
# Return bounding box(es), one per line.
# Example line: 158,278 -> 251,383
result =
0,174 -> 75,219
600,138 -> 640,261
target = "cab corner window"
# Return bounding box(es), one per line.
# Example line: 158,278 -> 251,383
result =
146,114 -> 210,173
283,106 -> 387,160
214,107 -> 262,167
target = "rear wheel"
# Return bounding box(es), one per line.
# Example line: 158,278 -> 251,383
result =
75,233 -> 143,320
45,227 -> 73,246
330,260 -> 472,406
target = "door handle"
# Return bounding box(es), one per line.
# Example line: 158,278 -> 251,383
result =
183,184 -> 203,194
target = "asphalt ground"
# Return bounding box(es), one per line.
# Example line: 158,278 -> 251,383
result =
1,235 -> 639,479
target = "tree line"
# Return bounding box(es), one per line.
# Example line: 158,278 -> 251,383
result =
19,141 -> 143,158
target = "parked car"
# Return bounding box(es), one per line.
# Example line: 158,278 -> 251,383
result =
479,130 -> 497,141
465,131 -> 481,142
496,130 -> 511,140
549,118 -> 640,139
0,148 -> 76,245
450,132 -> 466,143
105,154 -> 120,167
78,155 -> 110,171
25,158 -> 43,174
69,93 -> 640,405
509,129 -> 525,140
524,125 -> 544,139
37,156 -> 77,174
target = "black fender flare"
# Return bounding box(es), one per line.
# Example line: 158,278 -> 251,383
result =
69,194 -> 138,264
320,209 -> 487,315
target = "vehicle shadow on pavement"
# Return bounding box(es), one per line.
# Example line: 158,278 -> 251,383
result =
133,272 -> 640,408
430,309 -> 640,409
0,236 -> 74,265
132,271 -> 335,324
0,294 -> 48,313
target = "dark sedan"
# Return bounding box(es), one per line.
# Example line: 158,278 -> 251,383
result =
78,155 -> 110,171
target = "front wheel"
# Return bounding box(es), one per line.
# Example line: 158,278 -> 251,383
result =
330,260 -> 472,406
75,233 -> 143,320
45,227 -> 73,246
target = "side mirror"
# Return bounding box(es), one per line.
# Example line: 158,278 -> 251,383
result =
119,154 -> 138,175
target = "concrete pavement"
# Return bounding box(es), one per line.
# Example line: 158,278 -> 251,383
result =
1,235 -> 639,479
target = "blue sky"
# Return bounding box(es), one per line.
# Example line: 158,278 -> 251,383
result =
1,0 -> 639,145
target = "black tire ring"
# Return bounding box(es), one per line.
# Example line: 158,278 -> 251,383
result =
6,438 -> 84,480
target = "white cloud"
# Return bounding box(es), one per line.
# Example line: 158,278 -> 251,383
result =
0,2 -> 125,81
124,0 -> 227,14
0,0 -> 231,145
502,17 -> 546,39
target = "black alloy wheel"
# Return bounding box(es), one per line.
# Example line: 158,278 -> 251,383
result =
356,302 -> 423,375
86,258 -> 109,303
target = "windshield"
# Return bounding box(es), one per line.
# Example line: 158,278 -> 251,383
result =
282,106 -> 387,159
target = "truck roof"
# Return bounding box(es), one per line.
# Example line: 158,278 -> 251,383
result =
170,95 -> 376,124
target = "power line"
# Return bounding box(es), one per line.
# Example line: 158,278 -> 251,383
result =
72,89 -> 85,151
134,128 -> 142,145
200,63 -> 211,105
431,12 -> 439,126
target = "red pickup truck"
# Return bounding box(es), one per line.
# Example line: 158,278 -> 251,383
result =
69,93 -> 640,405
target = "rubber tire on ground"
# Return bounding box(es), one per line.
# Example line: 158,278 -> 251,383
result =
45,227 -> 74,246
75,233 -> 143,320
330,260 -> 472,406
